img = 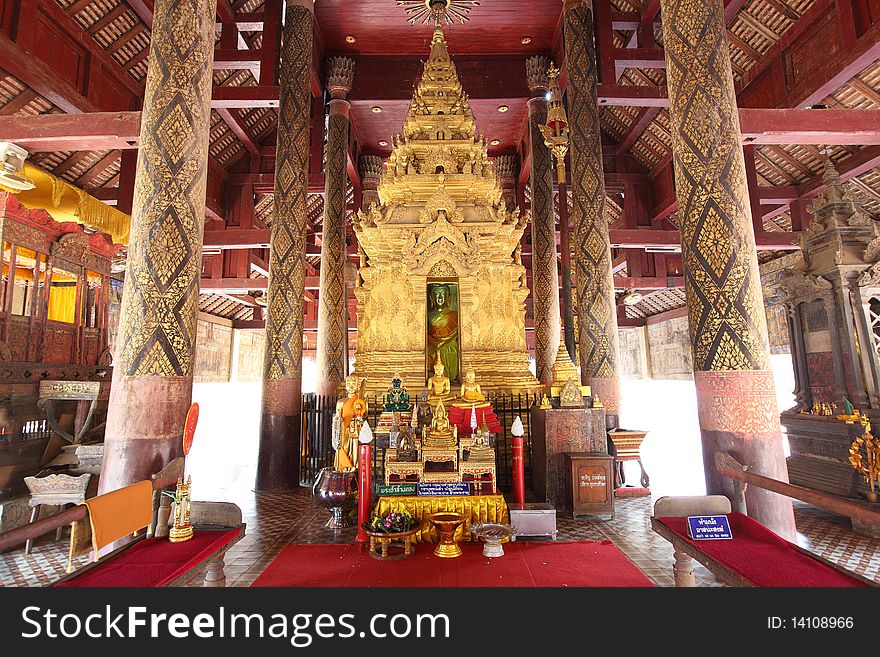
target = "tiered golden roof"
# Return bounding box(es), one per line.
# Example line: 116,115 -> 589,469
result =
377,25 -> 502,208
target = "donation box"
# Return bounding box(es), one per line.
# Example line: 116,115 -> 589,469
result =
563,452 -> 614,519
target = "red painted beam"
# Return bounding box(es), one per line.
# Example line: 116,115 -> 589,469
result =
608,228 -> 801,251
613,276 -> 685,290
203,228 -> 270,249
213,48 -> 262,71
616,107 -> 661,155
739,108 -> 880,145
0,111 -> 141,151
215,108 -> 260,156
211,86 -> 280,108
124,0 -> 154,29
798,145 -> 880,197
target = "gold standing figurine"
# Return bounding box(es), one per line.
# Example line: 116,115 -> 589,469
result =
168,476 -> 193,543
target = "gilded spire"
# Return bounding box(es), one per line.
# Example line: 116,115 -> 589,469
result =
377,23 -> 502,208
403,24 -> 475,141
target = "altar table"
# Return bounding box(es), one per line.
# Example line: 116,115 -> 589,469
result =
375,494 -> 509,543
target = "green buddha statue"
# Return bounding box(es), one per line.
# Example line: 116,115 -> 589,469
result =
384,372 -> 411,412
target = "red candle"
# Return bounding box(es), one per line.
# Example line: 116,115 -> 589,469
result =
355,442 -> 373,543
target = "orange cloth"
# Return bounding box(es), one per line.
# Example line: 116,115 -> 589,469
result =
82,480 -> 153,556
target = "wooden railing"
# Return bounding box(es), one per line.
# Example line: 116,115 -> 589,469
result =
715,451 -> 880,529
0,469 -> 181,553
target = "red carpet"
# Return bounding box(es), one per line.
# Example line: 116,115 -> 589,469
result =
252,541 -> 654,587
56,529 -> 241,587
656,513 -> 867,587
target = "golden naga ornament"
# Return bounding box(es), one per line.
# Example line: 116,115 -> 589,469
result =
538,64 -> 569,185
848,418 -> 880,502
352,23 -> 538,396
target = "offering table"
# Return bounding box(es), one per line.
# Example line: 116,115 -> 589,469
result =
374,494 -> 509,543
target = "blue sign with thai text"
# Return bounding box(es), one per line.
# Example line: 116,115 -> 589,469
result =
686,515 -> 733,540
417,482 -> 471,497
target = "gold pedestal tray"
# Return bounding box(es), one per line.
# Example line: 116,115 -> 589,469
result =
429,512 -> 466,558
362,527 -> 420,560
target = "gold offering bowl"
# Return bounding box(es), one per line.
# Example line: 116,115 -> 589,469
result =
429,512 -> 466,558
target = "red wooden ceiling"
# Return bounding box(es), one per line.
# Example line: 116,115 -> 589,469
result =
350,97 -> 527,155
315,0 -> 559,56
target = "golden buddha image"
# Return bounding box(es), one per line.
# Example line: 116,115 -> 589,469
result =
425,398 -> 457,449
452,368 -> 489,409
427,354 -> 455,404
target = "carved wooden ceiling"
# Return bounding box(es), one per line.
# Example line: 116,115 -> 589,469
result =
0,0 -> 877,323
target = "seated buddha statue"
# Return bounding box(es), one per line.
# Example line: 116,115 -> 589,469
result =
384,372 -> 411,412
452,369 -> 490,409
426,355 -> 455,405
424,398 -> 457,449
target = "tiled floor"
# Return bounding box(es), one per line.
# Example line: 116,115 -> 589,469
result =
2,490 -> 877,588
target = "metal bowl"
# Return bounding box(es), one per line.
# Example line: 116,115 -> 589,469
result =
312,467 -> 358,529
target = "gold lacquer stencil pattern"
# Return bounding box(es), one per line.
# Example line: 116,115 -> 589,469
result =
529,102 -> 561,384
564,4 -> 620,381
116,0 -> 214,377
263,5 -> 313,382
317,108 -> 350,385
661,0 -> 770,372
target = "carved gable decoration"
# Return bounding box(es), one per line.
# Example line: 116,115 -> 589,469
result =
419,185 -> 463,224
404,213 -> 479,275
51,232 -> 90,266
559,378 -> 585,408
771,268 -> 833,303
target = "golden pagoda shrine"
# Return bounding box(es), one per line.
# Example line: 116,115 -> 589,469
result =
352,25 -> 538,396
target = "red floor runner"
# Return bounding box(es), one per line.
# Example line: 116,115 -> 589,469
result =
252,541 -> 654,587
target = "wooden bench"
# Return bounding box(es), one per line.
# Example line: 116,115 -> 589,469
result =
55,501 -> 244,587
0,470 -> 245,587
651,494 -> 875,587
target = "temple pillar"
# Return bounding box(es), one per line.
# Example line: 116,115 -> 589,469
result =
525,56 -> 561,386
660,0 -> 795,538
256,0 -> 314,490
359,155 -> 383,211
316,57 -> 354,397
99,0 -> 215,493
562,1 -> 621,423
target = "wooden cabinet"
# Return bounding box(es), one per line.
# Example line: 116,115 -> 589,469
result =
563,452 -> 614,519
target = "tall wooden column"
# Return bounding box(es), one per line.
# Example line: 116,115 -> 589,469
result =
526,56 -> 561,386
563,1 -> 621,422
316,57 -> 354,397
257,0 -> 314,490
99,0 -> 215,493
661,0 -> 795,538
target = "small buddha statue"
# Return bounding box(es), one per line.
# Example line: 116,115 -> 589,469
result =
427,354 -> 455,405
425,398 -> 457,449
452,369 -> 490,409
384,372 -> 411,412
468,414 -> 494,461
